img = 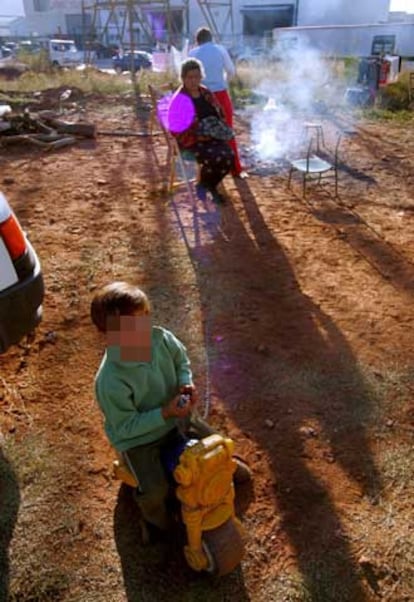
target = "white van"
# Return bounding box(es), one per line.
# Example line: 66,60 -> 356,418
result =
48,39 -> 83,67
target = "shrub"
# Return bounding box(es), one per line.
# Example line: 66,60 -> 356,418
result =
377,71 -> 413,111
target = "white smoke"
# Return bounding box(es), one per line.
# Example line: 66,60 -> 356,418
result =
250,40 -> 333,161
171,39 -> 189,76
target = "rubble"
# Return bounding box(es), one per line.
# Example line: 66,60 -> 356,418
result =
0,99 -> 96,152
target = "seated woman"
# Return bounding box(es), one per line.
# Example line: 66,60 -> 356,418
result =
168,58 -> 235,204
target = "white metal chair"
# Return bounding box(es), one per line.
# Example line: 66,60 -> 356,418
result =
303,122 -> 325,152
287,134 -> 341,198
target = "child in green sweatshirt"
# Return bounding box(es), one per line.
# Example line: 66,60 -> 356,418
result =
91,281 -> 199,532
91,281 -> 251,536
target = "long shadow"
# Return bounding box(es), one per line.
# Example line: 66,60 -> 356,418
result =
329,112 -> 414,189
108,139 -> 254,596
0,448 -> 20,600
114,483 -> 251,602
337,160 -> 377,184
302,193 -> 414,294
167,177 -> 383,600
315,147 -> 377,186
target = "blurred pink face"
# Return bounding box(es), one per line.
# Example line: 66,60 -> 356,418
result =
107,313 -> 152,361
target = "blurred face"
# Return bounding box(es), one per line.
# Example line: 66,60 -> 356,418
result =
182,68 -> 202,95
107,311 -> 152,362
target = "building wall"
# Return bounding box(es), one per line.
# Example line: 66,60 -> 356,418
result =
297,0 -> 390,26
22,0 -> 83,37
19,0 -> 392,41
272,22 -> 414,57
189,1 -> 391,42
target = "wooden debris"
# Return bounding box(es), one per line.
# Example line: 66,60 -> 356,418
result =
40,116 -> 96,138
0,108 -> 96,152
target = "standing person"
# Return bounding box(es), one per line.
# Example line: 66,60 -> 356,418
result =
189,26 -> 246,178
168,58 -> 235,204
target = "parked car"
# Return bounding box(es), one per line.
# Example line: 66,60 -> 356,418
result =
112,50 -> 152,73
18,40 -> 42,54
1,45 -> 13,58
48,39 -> 83,68
0,191 -> 44,353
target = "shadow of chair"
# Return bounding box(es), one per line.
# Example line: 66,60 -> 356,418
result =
148,84 -> 198,203
287,134 -> 342,198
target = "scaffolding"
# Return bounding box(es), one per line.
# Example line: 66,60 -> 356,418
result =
196,1 -> 234,44
81,0 -> 234,52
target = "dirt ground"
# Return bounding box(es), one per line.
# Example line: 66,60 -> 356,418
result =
1,93 -> 413,602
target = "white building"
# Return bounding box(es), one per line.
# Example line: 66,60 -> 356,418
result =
21,0 -> 86,40
17,0 -> 393,46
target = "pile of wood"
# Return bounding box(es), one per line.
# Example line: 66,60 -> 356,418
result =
0,59 -> 28,80
0,109 -> 96,152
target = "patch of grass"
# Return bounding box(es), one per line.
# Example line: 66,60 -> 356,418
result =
1,434 -> 72,601
9,565 -> 70,602
229,74 -> 262,108
16,49 -> 51,72
3,433 -> 51,490
3,433 -> 76,601
340,56 -> 360,83
375,71 -> 413,111
378,443 -> 414,490
363,106 -> 414,122
0,67 -> 178,98
259,563 -> 363,602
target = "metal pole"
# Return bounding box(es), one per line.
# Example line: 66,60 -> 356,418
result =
81,0 -> 86,63
127,0 -> 143,114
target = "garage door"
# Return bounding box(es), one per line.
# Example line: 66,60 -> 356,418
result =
242,4 -> 294,36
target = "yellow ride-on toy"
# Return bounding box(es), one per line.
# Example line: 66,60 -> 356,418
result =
113,430 -> 245,576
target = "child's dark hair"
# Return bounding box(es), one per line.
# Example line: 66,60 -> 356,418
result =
91,282 -> 150,333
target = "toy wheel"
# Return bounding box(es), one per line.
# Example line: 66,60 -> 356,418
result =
202,518 -> 244,576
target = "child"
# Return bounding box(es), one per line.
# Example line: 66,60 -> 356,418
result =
91,281 -> 251,536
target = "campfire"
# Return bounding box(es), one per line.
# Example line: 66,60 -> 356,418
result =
239,97 -> 326,176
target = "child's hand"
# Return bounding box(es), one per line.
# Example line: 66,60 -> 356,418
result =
180,384 -> 198,407
162,394 -> 193,419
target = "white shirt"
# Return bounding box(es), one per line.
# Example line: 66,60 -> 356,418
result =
189,41 -> 235,92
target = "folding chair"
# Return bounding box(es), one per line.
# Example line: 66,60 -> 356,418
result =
148,84 -> 198,202
287,134 -> 341,198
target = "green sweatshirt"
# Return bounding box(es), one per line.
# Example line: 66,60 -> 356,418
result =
94,326 -> 192,452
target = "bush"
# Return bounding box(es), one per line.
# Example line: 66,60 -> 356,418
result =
16,49 -> 51,73
377,71 -> 413,111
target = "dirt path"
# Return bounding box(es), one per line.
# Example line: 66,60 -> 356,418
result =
1,99 -> 413,601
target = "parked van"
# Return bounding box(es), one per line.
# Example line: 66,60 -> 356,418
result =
48,39 -> 83,67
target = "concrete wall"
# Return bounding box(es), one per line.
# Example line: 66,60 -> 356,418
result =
273,22 -> 414,57
297,0 -> 390,26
